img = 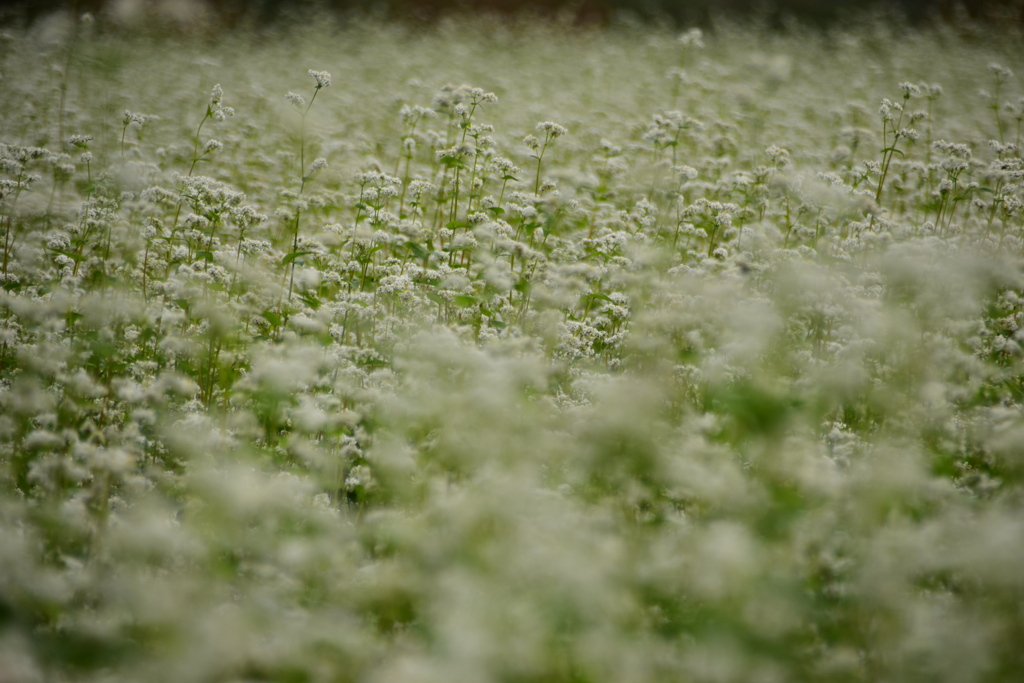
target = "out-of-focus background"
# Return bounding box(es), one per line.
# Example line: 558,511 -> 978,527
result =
3,0 -> 1024,29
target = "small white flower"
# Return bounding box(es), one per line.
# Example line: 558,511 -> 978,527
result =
679,27 -> 704,48
308,157 -> 328,174
878,100 -> 893,122
898,81 -> 921,97
209,84 -> 234,121
201,139 -> 223,156
536,121 -> 568,138
123,110 -> 149,127
765,145 -> 790,167
989,63 -> 1014,81
308,69 -> 332,89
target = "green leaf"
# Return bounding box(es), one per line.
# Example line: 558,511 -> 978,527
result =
282,250 -> 314,267
261,309 -> 281,327
880,147 -> 905,157
426,292 -> 446,306
356,245 -> 384,262
48,248 -> 85,262
405,241 -> 428,260
454,295 -> 477,308
298,293 -> 321,310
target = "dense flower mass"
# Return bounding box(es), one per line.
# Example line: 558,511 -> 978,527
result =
1,11 -> 1024,683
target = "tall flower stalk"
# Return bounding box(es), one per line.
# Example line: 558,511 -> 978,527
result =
875,83 -> 921,204
527,121 -> 568,196
171,85 -> 234,232
285,70 -> 331,301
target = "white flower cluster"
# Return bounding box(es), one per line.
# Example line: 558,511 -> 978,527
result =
308,69 -> 332,89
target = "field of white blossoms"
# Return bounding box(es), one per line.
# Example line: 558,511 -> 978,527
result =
2,8 -> 1024,681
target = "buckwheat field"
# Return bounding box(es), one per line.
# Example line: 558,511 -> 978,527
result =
2,8 -> 1024,682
